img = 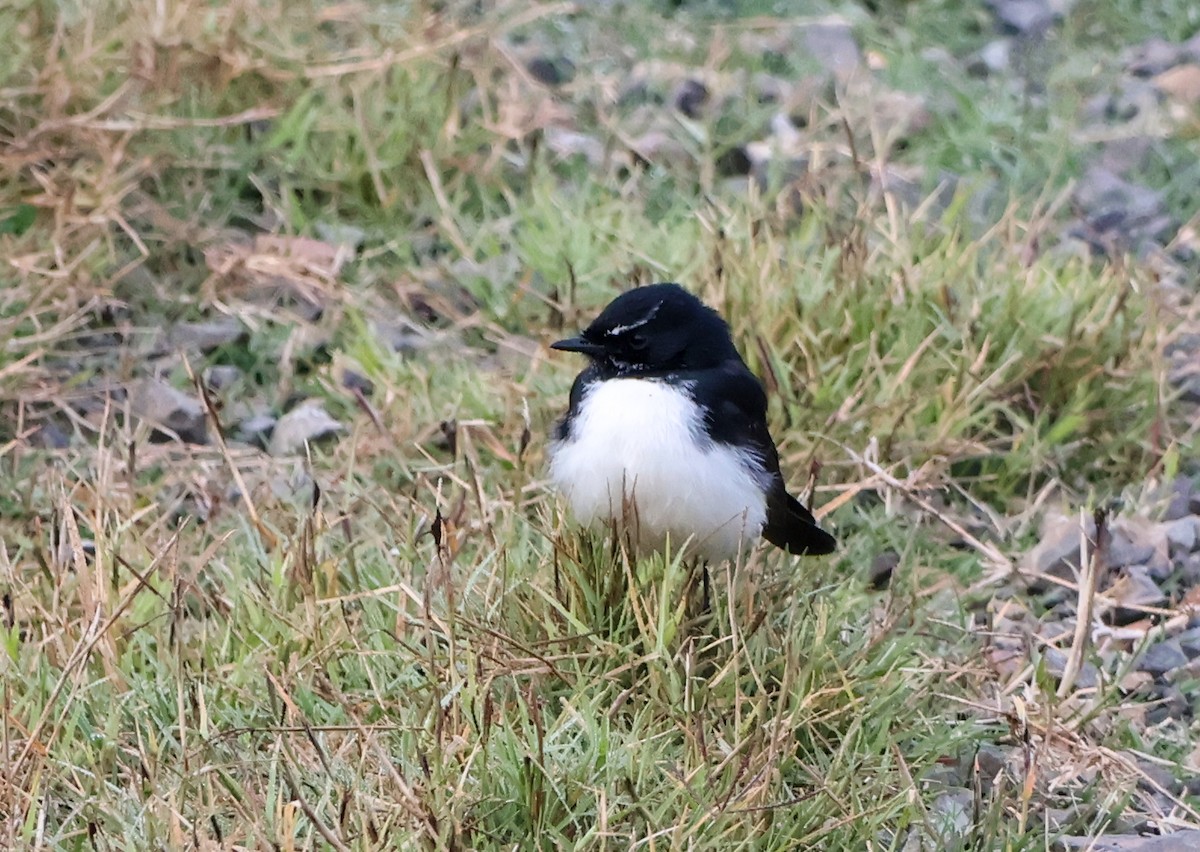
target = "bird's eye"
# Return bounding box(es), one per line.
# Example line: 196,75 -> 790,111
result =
629,333 -> 649,350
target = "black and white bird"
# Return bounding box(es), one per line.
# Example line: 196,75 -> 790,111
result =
548,282 -> 836,561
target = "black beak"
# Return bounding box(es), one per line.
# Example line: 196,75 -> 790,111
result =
550,336 -> 605,357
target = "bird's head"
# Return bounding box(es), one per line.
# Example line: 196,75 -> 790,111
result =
551,283 -> 737,376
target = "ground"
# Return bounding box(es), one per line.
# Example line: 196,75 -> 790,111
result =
2,0 -> 1200,848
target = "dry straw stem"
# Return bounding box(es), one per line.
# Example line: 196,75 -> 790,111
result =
945,692 -> 1200,828
1055,508 -> 1105,699
833,437 -> 1015,580
9,516 -> 180,784
184,355 -> 278,551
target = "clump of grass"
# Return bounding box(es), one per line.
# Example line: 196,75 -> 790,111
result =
3,442 -> 994,848
721,199 -> 1162,502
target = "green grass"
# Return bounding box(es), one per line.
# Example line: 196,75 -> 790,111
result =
2,467 -> 998,848
1,0 -> 1197,848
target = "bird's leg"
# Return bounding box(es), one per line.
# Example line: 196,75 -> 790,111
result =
701,559 -> 711,615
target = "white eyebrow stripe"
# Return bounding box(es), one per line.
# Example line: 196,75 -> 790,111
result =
606,301 -> 662,336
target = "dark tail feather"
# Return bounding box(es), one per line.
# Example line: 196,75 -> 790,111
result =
763,490 -> 836,556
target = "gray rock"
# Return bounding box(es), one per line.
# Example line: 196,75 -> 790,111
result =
268,401 -> 344,456
544,128 -> 607,168
1056,830 -> 1200,851
1169,360 -> 1200,404
341,369 -> 374,397
1096,136 -> 1153,178
616,76 -> 656,108
55,535 -> 96,568
1145,684 -> 1189,725
1042,806 -> 1083,832
1127,37 -> 1184,77
130,379 -> 208,444
968,39 -> 1012,77
1173,552 -> 1200,586
718,176 -> 751,197
1120,670 -> 1155,694
1145,558 -> 1174,584
1159,475 -> 1197,521
236,414 -> 277,449
314,221 -> 366,251
1107,528 -> 1156,569
988,0 -> 1057,35
1108,566 -> 1167,625
168,318 -> 247,353
869,550 -> 900,589
672,78 -> 708,119
203,365 -> 243,392
985,610 -> 1030,679
1164,333 -> 1200,359
1111,518 -> 1170,571
921,763 -> 966,789
873,90 -> 934,141
525,55 -> 575,87
629,129 -> 691,165
716,146 -> 753,179
1137,640 -> 1189,676
750,72 -> 787,105
800,17 -> 861,78
1135,758 -> 1183,795
1164,516 -> 1199,556
1041,615 -> 1076,641
1070,165 -> 1174,255
1024,514 -> 1093,591
31,421 -> 71,449
973,744 -> 1014,795
868,165 -> 921,210
1143,806 -> 1196,833
921,47 -> 957,67
1043,646 -> 1101,690
928,787 -> 974,839
1177,627 -> 1200,659
1106,79 -> 1164,123
370,318 -> 434,355
748,138 -> 809,191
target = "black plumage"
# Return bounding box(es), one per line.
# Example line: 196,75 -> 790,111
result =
550,282 -> 835,557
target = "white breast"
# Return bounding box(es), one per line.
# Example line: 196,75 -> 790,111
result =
548,378 -> 768,560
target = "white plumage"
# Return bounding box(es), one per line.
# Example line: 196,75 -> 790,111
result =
549,378 -> 768,560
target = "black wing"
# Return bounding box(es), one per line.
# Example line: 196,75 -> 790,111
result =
692,360 -> 836,556
554,365 -> 599,442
